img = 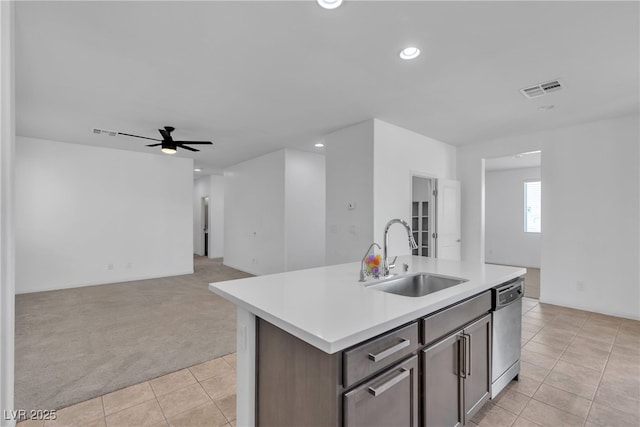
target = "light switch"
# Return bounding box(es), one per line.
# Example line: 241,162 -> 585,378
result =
347,202 -> 356,210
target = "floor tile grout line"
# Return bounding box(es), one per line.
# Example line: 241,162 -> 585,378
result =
191,363 -> 237,423
582,318 -> 622,427
520,307 -> 597,426
100,396 -> 106,427
148,380 -> 171,426
508,298 -> 542,427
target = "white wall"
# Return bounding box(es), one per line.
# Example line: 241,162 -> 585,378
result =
325,120 -> 374,265
209,174 -> 224,258
485,167 -> 541,268
0,0 -> 15,422
224,150 -> 286,275
15,137 -> 194,293
193,175 -> 210,256
224,149 -> 326,274
458,114 -> 640,319
285,149 -> 326,271
373,119 -> 457,258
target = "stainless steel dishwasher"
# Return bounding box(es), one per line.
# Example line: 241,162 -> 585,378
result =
490,277 -> 524,398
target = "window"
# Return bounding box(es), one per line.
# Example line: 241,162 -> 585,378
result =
524,180 -> 541,233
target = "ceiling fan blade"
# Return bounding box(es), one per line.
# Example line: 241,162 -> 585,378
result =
174,141 -> 213,145
146,143 -> 162,147
158,128 -> 173,141
177,144 -> 199,152
118,132 -> 162,142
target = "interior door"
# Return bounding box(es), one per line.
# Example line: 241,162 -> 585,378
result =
436,179 -> 461,260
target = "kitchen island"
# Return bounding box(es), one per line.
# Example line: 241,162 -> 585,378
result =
210,255 -> 525,426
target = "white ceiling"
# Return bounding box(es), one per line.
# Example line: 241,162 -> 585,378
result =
15,1 -> 639,173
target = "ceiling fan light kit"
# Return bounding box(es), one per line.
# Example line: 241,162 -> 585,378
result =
115,126 -> 213,154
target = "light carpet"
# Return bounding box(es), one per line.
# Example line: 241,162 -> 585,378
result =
14,256 -> 252,413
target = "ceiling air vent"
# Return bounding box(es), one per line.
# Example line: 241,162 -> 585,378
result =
520,80 -> 563,99
92,128 -> 117,136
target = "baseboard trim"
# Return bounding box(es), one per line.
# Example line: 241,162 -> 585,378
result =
220,261 -> 258,276
16,270 -> 195,295
538,297 -> 640,321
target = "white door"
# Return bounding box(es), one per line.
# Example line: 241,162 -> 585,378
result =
436,179 -> 461,260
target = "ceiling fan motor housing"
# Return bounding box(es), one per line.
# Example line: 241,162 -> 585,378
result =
162,141 -> 177,150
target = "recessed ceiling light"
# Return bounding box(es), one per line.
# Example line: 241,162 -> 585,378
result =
194,168 -> 202,172
399,47 -> 420,60
538,105 -> 555,111
317,0 -> 343,10
315,143 -> 325,148
161,147 -> 177,154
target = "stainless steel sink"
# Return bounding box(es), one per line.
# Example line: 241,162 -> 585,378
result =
367,273 -> 468,297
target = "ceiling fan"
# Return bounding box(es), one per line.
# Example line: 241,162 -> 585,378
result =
118,126 -> 213,154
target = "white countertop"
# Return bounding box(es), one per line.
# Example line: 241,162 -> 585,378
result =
209,256 -> 525,354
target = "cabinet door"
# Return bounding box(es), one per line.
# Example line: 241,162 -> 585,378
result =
344,355 -> 418,427
462,314 -> 492,422
422,332 -> 463,427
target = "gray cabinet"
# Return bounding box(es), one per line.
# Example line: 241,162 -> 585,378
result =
463,314 -> 491,420
343,322 -> 419,388
422,332 -> 463,427
256,290 -> 492,426
344,355 -> 419,427
422,313 -> 491,426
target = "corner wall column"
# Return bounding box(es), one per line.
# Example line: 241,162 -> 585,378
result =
0,1 -> 16,426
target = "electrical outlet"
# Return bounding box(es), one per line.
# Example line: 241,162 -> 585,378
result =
252,258 -> 258,265
126,262 -> 132,269
576,281 -> 585,291
107,263 -> 114,270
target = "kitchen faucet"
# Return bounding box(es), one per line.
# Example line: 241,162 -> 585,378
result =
383,219 -> 418,277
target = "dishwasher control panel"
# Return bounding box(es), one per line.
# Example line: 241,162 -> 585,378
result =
493,278 -> 524,309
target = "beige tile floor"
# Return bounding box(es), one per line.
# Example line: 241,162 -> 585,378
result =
18,298 -> 640,427
471,297 -> 640,427
18,354 -> 237,427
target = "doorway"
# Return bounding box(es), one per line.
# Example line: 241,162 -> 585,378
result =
411,176 -> 435,257
483,151 -> 541,299
410,175 -> 461,260
202,196 -> 209,257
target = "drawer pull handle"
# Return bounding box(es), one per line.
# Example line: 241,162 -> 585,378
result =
464,333 -> 472,376
459,335 -> 467,379
368,368 -> 410,397
368,339 -> 411,362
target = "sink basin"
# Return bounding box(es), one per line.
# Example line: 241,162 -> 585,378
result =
367,273 -> 468,297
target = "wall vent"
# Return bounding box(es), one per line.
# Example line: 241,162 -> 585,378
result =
92,128 -> 117,136
520,80 -> 563,99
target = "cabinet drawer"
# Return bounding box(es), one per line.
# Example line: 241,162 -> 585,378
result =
344,355 -> 419,427
422,291 -> 491,346
343,322 -> 419,388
